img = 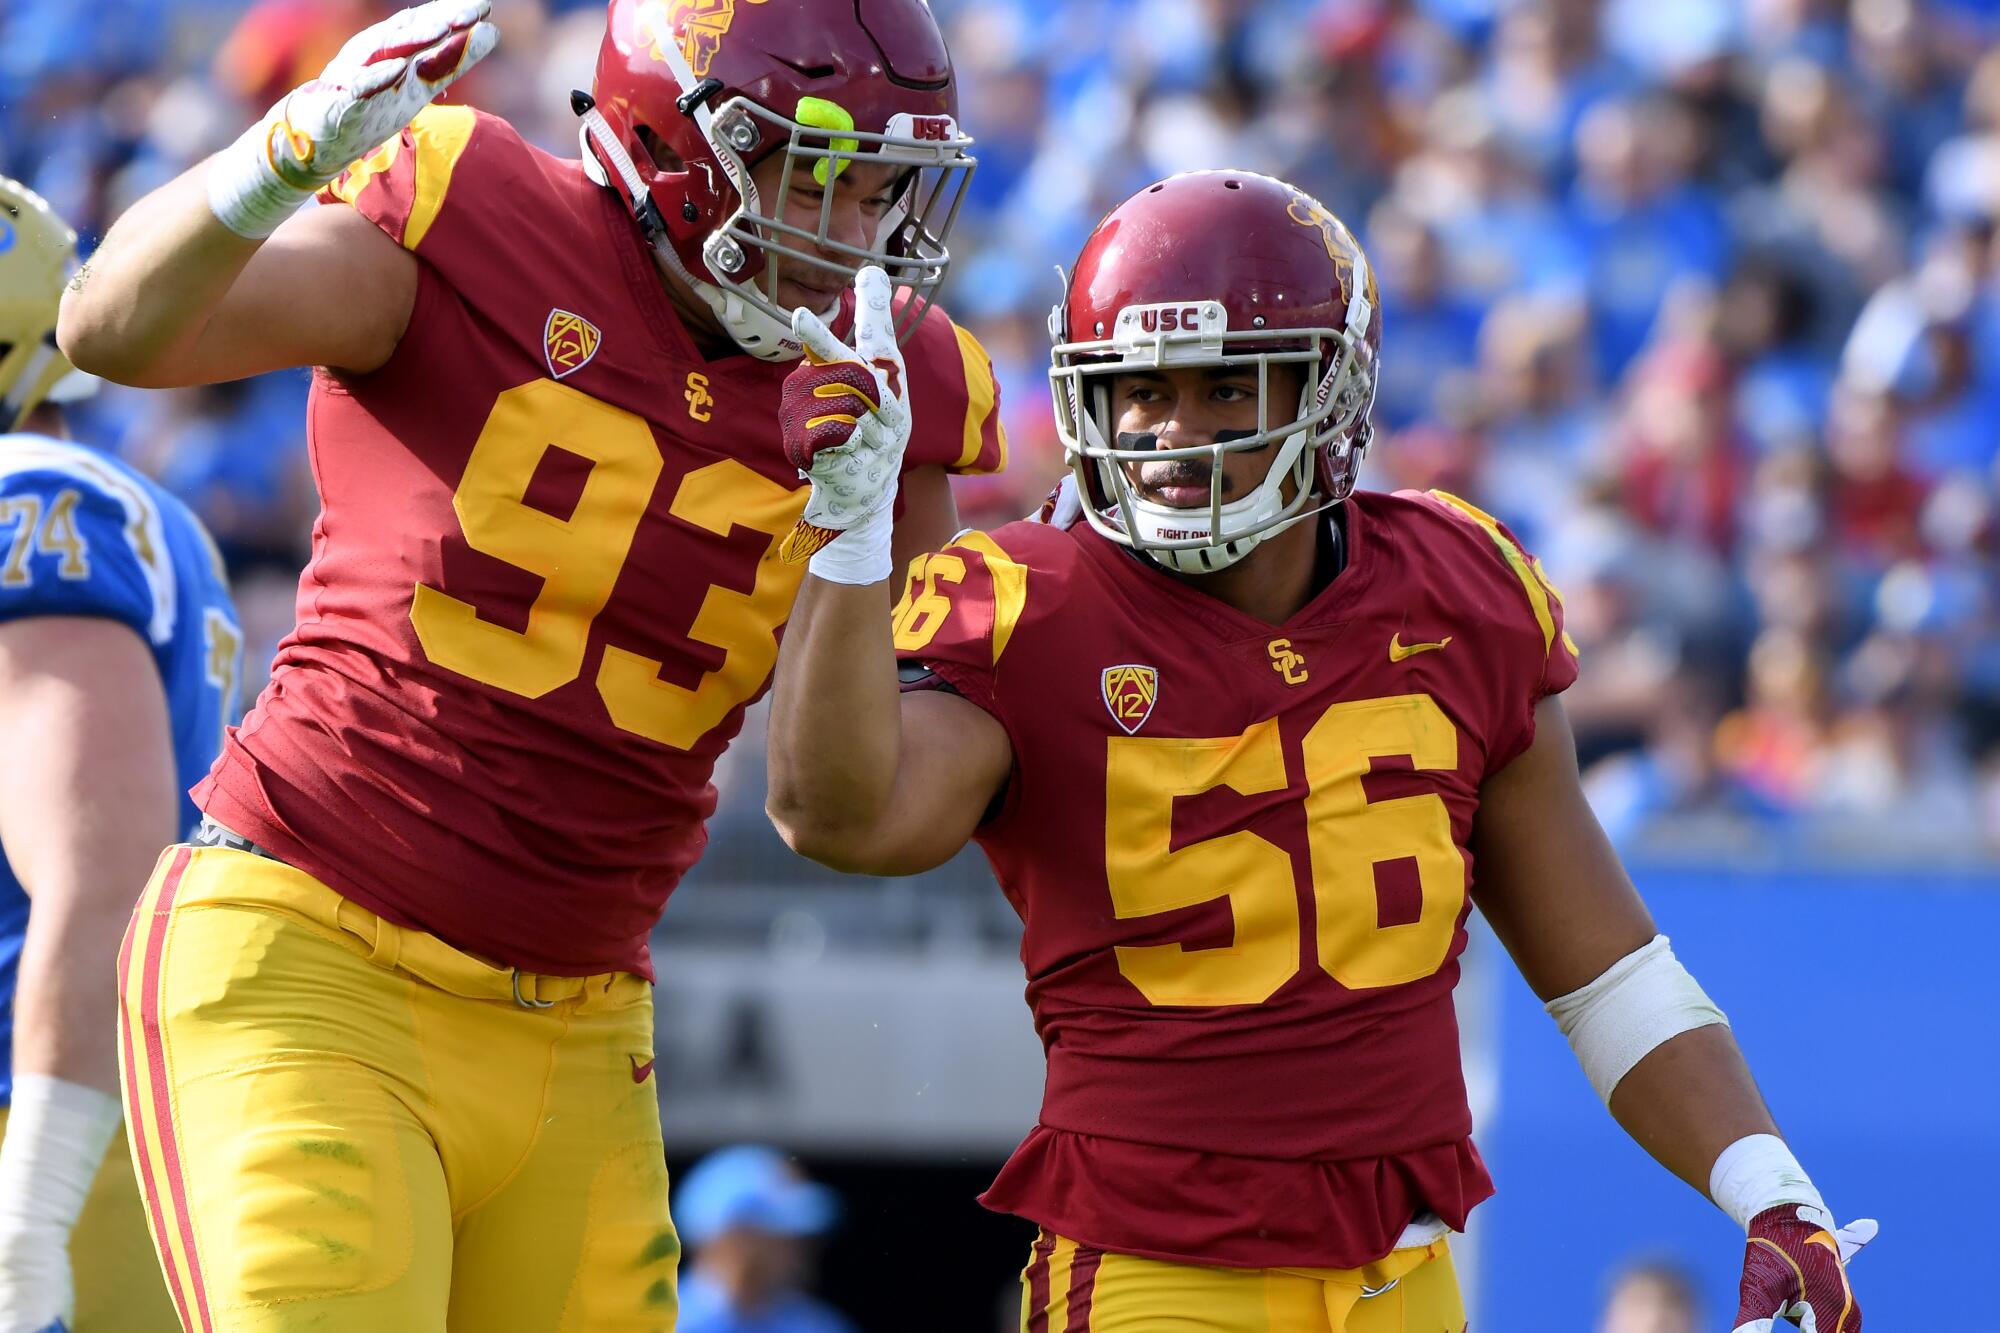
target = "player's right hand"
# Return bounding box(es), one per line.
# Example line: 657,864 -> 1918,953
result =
268,0 -> 497,191
0,1223 -> 71,1333
1731,1204 -> 1875,1332
1031,474 -> 1084,528
208,0 -> 498,237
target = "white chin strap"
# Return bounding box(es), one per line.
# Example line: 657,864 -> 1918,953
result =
1122,440 -> 1311,574
578,119 -> 826,364
1080,402 -> 1317,575
663,241 -> 807,363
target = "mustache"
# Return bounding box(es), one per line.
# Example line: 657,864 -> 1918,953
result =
1118,430 -> 1263,493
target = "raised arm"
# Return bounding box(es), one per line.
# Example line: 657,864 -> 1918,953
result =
766,576 -> 1011,874
763,267 -> 1010,873
59,189 -> 416,386
56,0 -> 495,386
1475,696 -> 1871,1330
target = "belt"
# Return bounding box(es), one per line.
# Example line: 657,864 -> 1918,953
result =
189,816 -> 592,1010
194,815 -> 288,864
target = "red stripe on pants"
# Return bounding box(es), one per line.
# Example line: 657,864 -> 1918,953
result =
136,848 -> 215,1332
119,854 -> 197,1333
1066,1245 -> 1103,1330
1025,1231 -> 1056,1333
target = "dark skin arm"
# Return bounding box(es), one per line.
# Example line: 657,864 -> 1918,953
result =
1472,695 -> 1781,1195
888,464 -> 960,575
766,560 -> 1012,875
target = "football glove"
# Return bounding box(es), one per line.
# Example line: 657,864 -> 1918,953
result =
1031,474 -> 1084,528
207,0 -> 498,238
1732,1204 -> 1877,1332
777,265 -> 912,584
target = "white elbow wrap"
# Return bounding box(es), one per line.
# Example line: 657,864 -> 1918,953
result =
1544,935 -> 1728,1105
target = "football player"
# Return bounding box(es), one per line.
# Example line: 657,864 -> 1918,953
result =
56,0 -> 1001,1327
0,177 -> 240,1333
765,172 -> 1874,1332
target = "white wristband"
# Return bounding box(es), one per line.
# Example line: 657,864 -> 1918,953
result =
1709,1132 -> 1827,1231
206,120 -> 318,240
1544,935 -> 1729,1103
806,500 -> 895,586
0,1074 -> 121,1239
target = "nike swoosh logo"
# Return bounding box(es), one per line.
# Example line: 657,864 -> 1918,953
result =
1389,633 -> 1453,662
629,1055 -> 656,1084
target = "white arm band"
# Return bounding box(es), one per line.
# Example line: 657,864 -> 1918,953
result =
0,1074 -> 121,1239
1544,934 -> 1728,1104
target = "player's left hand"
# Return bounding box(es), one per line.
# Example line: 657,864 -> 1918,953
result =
1732,1205 -> 1877,1332
0,1222 -> 72,1333
777,265 -> 911,575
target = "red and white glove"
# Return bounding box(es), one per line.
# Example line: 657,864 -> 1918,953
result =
1733,1204 -> 1877,1332
207,0 -> 498,238
777,265 -> 911,584
1030,473 -> 1084,528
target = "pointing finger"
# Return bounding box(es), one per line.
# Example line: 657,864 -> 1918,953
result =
849,265 -> 899,364
793,305 -> 861,367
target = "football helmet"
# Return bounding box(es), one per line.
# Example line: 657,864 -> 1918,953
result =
0,178 -> 95,433
1050,171 -> 1381,574
580,0 -> 975,361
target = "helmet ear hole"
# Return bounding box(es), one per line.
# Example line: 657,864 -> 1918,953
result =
634,125 -> 683,174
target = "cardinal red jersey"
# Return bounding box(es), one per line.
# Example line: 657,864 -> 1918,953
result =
196,106 -> 1006,978
891,489 -> 1578,1270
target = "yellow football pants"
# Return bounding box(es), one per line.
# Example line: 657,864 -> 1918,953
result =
1020,1231 -> 1465,1333
114,845 -> 679,1332
0,1111 -> 174,1332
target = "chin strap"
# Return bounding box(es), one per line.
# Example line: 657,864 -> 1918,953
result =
575,100 -> 663,242
574,101 -> 802,362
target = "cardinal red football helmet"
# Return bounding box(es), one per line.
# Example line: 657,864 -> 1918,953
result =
583,0 -> 975,360
1050,171 -> 1381,573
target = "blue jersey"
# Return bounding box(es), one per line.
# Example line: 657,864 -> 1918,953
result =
0,434 -> 242,1102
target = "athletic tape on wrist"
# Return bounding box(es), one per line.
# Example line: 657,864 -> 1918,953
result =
1709,1133 -> 1827,1231
807,501 -> 895,586
1544,934 -> 1729,1104
206,121 -> 317,241
0,1074 -> 121,1237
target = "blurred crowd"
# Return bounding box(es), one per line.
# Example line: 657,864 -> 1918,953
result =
7,0 -> 2000,857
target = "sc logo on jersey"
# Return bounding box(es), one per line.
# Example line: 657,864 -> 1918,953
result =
685,372 -> 714,422
1268,638 -> 1308,686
